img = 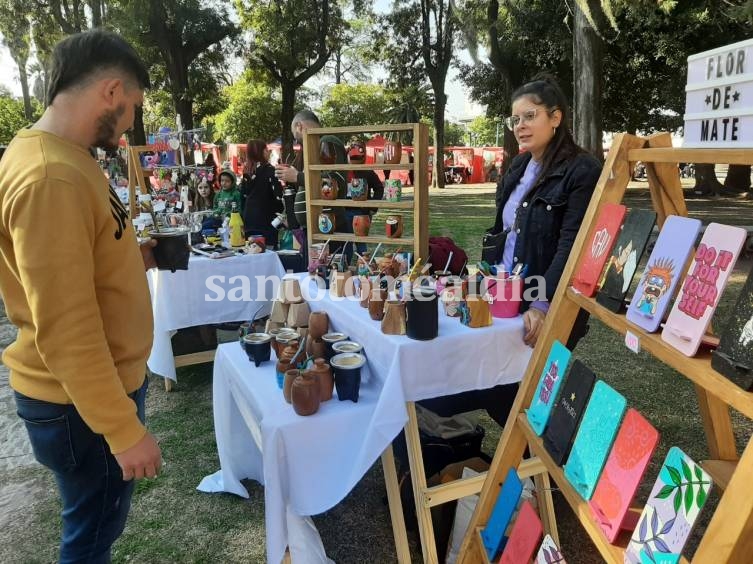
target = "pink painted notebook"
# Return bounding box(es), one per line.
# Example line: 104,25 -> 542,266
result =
589,409 -> 659,542
662,223 -> 747,356
498,501 -> 543,564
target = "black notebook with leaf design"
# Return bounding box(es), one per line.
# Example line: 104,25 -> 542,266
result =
542,360 -> 596,466
712,264 -> 753,389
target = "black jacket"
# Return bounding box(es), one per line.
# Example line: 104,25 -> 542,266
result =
240,163 -> 284,232
492,151 -> 602,307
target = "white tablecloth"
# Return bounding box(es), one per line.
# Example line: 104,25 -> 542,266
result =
198,273 -> 532,563
147,251 -> 286,381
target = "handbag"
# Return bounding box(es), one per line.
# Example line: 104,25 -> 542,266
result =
481,228 -> 509,266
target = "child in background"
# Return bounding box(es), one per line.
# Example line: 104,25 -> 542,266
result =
193,178 -> 214,211
214,169 -> 241,217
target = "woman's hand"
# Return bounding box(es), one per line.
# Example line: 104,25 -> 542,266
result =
522,307 -> 546,348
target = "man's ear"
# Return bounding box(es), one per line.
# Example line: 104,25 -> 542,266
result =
99,78 -> 124,108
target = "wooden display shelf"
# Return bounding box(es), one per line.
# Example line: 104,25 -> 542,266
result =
628,148 -> 753,165
516,414 -> 689,564
308,163 -> 412,171
311,233 -> 415,246
309,199 -> 414,209
566,289 -> 753,420
458,132 -> 753,564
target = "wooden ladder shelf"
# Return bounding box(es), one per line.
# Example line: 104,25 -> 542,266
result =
458,132 -> 753,563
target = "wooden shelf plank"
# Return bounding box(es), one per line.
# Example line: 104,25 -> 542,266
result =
311,233 -> 414,245
474,528 -> 492,564
308,163 -> 412,171
309,199 -> 414,209
566,289 -> 753,420
701,459 -> 737,490
309,123 -> 417,135
516,414 -> 689,564
628,148 -> 753,165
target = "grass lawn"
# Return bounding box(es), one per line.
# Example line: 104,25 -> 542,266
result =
1,181 -> 752,563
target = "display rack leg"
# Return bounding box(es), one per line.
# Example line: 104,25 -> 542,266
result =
382,445 -> 412,563
405,401 -> 439,563
164,377 -> 173,392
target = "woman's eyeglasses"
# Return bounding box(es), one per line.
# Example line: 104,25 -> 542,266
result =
505,108 -> 557,130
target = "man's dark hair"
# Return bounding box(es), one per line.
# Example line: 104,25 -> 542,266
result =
46,29 -> 150,106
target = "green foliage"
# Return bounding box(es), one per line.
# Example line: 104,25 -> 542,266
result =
213,71 -> 281,143
443,121 -> 466,146
318,83 -> 390,129
0,95 -> 39,144
467,115 -> 500,146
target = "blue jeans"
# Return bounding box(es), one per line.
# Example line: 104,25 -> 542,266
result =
15,378 -> 148,564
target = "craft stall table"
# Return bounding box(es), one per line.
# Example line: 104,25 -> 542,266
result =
147,250 -> 286,389
198,273 -> 533,563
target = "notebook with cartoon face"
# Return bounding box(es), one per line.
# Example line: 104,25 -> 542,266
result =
498,500 -> 543,564
527,340 -> 572,436
480,468 -> 523,561
572,203 -> 627,297
543,360 -> 596,466
596,209 -> 657,312
625,447 -> 712,564
564,381 -> 627,500
626,216 -> 702,333
589,409 -> 660,542
662,223 -> 747,357
712,265 -> 753,389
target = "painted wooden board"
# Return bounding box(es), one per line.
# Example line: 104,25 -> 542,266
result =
661,223 -> 747,356
498,500 -> 543,564
564,381 -> 627,500
480,468 -> 523,561
626,216 -> 703,333
572,203 -> 627,297
590,409 -> 660,542
712,264 -> 753,389
535,534 -> 567,563
526,340 -> 572,436
624,447 -> 713,564
543,360 -> 596,466
596,209 -> 657,312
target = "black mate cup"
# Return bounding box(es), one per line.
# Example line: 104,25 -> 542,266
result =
322,332 -> 348,361
149,228 -> 191,272
331,352 -> 366,402
243,333 -> 272,367
406,286 -> 439,341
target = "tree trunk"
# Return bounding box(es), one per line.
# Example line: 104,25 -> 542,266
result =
129,105 -> 146,146
280,81 -> 296,162
173,94 -> 194,132
335,50 -> 342,84
693,163 -> 723,196
573,0 -> 603,160
723,165 -> 751,194
16,60 -> 33,121
434,90 -> 447,189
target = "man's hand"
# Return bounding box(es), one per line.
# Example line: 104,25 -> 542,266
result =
114,431 -> 162,480
522,307 -> 546,348
140,238 -> 158,271
275,164 -> 299,184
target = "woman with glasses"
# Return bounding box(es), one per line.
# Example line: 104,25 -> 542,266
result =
419,74 -> 601,427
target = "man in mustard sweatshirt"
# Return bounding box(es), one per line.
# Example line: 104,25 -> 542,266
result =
0,30 -> 161,562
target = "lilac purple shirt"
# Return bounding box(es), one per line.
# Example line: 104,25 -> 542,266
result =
499,157 -> 549,314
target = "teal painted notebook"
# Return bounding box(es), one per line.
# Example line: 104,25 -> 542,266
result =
563,380 -> 626,500
526,340 -> 572,436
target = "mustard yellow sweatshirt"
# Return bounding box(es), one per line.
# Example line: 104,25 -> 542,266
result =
0,129 -> 153,454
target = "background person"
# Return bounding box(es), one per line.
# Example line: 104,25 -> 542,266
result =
0,29 -> 161,563
240,139 -> 284,248
420,73 -> 601,426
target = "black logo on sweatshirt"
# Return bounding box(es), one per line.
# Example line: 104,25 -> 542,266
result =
109,187 -> 129,240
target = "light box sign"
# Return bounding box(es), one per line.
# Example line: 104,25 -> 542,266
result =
684,38 -> 753,148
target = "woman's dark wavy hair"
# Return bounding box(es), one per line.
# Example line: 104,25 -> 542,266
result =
511,73 -> 585,183
244,139 -> 269,175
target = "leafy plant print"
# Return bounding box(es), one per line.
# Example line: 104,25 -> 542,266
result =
653,459 -> 710,517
